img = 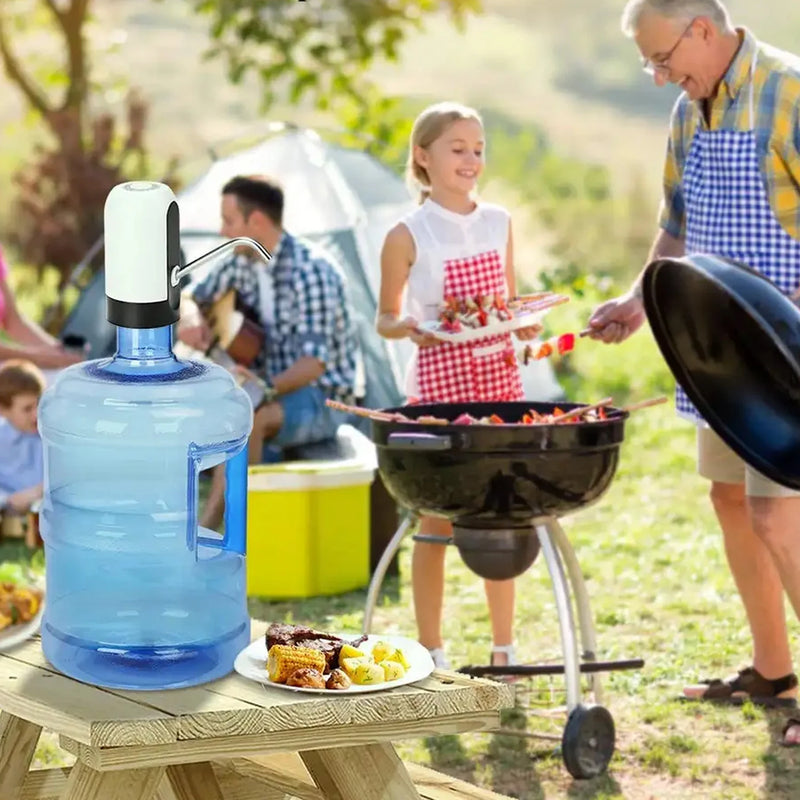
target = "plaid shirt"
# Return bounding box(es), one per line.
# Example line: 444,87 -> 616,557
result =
660,29 -> 800,241
191,232 -> 357,403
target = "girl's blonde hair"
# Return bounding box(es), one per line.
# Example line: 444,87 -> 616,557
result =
405,101 -> 484,204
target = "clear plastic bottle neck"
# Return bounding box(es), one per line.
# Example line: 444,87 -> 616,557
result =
95,324 -> 196,379
117,325 -> 175,362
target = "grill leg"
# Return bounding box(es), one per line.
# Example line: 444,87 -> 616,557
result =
547,518 -> 603,704
535,521 -> 581,712
362,515 -> 417,635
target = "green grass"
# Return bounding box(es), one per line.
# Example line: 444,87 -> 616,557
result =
6,291 -> 800,796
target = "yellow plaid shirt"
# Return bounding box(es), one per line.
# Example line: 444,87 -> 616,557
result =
660,28 -> 800,241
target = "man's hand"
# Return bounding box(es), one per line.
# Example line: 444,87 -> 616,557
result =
178,298 -> 213,352
7,485 -> 43,513
586,291 -> 646,344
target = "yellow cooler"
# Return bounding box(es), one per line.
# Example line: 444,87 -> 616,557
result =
246,454 -> 376,598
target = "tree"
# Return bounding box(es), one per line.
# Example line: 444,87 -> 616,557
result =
0,1 -> 178,283
193,0 -> 480,111
0,0 -> 480,282
191,0 -> 482,164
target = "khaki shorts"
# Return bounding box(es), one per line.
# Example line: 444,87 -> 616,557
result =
697,426 -> 800,497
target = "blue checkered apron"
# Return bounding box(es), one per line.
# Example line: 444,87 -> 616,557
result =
678,53 -> 800,422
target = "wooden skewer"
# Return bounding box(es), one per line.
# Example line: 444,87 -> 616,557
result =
325,399 -> 450,425
514,295 -> 571,313
554,397 -> 614,424
325,399 -> 398,422
578,328 -> 594,338
608,396 -> 668,416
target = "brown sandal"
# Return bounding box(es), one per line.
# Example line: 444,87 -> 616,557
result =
684,666 -> 798,708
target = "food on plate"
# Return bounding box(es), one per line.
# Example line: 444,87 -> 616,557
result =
263,623 -> 412,691
379,660 -> 406,681
326,669 -> 352,690
371,640 -> 411,669
339,643 -> 366,660
267,644 -> 326,684
351,661 -> 386,685
0,571 -> 43,634
286,667 -> 326,689
341,655 -> 373,677
266,622 -> 367,671
436,294 -> 514,333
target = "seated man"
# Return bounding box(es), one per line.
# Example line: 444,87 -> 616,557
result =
178,174 -> 359,527
0,360 -> 45,517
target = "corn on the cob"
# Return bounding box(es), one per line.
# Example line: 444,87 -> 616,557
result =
267,645 -> 326,684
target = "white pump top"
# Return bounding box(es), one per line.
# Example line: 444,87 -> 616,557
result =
105,181 -> 179,306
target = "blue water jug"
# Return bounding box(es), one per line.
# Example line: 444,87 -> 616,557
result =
38,181 -> 270,689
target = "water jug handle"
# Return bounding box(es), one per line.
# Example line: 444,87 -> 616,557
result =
187,440 -> 248,556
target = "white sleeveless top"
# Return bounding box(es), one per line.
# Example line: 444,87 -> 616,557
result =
400,198 -> 511,396
402,199 -> 511,323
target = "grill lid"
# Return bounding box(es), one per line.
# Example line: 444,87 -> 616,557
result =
641,253 -> 800,489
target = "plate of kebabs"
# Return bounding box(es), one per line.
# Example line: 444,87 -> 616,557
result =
233,623 -> 435,694
418,292 -> 570,344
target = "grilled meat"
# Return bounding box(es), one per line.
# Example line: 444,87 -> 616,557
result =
265,623 -> 368,671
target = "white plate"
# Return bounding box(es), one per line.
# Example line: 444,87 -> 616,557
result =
419,308 -> 551,344
0,598 -> 44,652
233,632 -> 435,695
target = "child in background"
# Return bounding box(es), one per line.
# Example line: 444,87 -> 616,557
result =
0,360 -> 45,515
376,101 -> 541,669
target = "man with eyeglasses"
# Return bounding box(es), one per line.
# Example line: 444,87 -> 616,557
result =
586,0 -> 800,746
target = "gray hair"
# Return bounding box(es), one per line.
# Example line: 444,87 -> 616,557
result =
620,0 -> 732,37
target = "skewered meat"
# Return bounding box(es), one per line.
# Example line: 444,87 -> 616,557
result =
265,623 -> 368,671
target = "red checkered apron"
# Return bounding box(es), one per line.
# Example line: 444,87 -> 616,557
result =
417,249 -> 524,403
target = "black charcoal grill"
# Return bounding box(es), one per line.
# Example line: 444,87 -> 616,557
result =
362,400 -> 643,779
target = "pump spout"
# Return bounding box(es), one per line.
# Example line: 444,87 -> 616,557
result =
170,237 -> 271,288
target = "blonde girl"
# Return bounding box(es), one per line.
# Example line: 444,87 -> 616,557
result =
377,101 -> 540,668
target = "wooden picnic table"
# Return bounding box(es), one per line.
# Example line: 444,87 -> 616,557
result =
0,621 -> 514,800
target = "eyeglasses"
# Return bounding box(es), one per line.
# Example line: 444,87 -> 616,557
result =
641,18 -> 696,76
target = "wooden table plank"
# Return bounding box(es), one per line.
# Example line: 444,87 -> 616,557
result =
0,624 -> 511,753
59,710 -> 499,771
165,763 -> 225,800
19,766 -> 290,800
222,755 -> 516,800
0,658 -> 178,747
224,753 -> 322,800
0,712 -> 42,800
4,640 -> 265,742
63,763 -> 165,800
206,671 -> 511,734
301,742 -> 421,800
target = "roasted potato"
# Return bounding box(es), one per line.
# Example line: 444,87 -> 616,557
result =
340,643 -> 366,660
378,659 -> 406,681
351,662 -> 385,685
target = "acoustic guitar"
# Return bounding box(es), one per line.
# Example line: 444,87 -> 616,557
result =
201,289 -> 266,368
174,289 -> 269,408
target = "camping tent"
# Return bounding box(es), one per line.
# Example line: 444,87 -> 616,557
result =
58,123 -> 563,411
177,124 -> 416,412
